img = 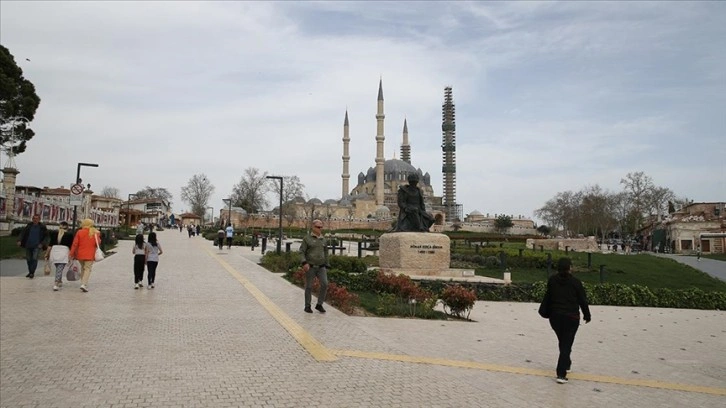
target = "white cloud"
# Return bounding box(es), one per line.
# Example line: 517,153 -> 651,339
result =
1,1 -> 724,220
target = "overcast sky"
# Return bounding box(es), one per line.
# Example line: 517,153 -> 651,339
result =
2,1 -> 724,221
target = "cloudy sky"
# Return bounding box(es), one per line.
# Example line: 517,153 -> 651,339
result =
2,1 -> 724,221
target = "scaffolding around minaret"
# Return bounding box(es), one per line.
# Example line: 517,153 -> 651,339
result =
442,86 -> 462,221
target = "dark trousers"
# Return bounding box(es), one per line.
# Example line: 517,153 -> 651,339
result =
304,266 -> 328,307
147,261 -> 158,285
226,237 -> 232,249
549,313 -> 580,377
133,255 -> 145,284
25,248 -> 40,275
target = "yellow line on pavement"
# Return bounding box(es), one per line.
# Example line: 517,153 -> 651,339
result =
205,248 -> 337,362
332,349 -> 726,396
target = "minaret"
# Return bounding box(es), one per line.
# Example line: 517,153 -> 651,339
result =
341,110 -> 351,197
375,79 -> 385,206
400,118 -> 411,164
442,86 -> 458,221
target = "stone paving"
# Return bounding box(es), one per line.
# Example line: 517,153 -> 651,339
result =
1,230 -> 725,407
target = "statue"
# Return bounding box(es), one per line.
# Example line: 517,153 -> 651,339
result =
394,173 -> 434,232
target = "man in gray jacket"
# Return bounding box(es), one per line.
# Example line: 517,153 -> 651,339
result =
299,219 -> 329,314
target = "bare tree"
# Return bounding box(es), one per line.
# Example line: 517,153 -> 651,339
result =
301,199 -> 320,231
135,186 -> 173,206
100,186 -> 120,198
181,174 -> 215,219
231,167 -> 269,213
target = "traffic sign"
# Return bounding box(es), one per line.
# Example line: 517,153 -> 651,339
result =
70,183 -> 84,206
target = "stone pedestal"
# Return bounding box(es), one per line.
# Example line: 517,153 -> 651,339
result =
379,232 -> 474,277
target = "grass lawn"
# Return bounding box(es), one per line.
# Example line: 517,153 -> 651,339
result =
356,291 -> 448,319
1,234 -> 119,259
0,235 -> 24,259
474,251 -> 726,292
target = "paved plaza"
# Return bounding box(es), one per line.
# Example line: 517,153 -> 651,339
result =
1,230 -> 725,407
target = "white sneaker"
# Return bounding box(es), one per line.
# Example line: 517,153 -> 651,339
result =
53,285 -> 59,291
556,377 -> 568,384
134,283 -> 139,289
138,283 -> 143,287
80,285 -> 88,292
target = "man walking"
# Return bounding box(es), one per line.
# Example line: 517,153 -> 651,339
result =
17,215 -> 48,279
299,219 -> 329,314
225,223 -> 234,250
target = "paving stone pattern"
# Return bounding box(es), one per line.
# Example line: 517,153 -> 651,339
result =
1,230 -> 725,407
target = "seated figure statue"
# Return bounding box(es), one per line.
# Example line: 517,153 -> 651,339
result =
395,173 -> 434,232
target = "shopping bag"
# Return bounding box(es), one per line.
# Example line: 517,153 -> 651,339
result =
66,260 -> 81,281
95,247 -> 105,261
94,234 -> 105,261
44,260 -> 52,276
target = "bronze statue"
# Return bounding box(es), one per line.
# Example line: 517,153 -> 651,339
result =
395,173 -> 434,232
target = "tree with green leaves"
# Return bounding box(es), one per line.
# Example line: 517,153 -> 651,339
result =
494,214 -> 513,234
0,45 -> 41,157
536,225 -> 551,236
181,174 -> 215,219
231,167 -> 269,213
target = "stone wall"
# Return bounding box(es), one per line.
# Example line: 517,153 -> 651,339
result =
526,236 -> 599,252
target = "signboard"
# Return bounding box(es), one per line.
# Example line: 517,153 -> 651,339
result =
69,183 -> 84,206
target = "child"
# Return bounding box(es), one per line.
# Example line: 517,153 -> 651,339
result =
132,234 -> 146,289
145,232 -> 163,289
49,230 -> 74,291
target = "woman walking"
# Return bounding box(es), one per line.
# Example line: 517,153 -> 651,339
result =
132,234 -> 146,289
69,219 -> 101,293
145,232 -> 163,289
543,257 -> 591,384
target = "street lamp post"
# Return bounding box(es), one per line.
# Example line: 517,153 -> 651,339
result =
72,162 -> 99,232
222,198 -> 232,227
266,176 -> 283,254
206,206 -> 214,226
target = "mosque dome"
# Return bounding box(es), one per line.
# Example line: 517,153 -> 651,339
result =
339,197 -> 352,206
324,199 -> 338,205
361,159 -> 427,185
307,198 -> 323,205
470,210 -> 483,216
375,205 -> 391,219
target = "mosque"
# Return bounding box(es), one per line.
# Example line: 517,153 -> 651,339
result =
286,80 -> 448,225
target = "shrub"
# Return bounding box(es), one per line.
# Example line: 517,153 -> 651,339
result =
440,284 -> 477,319
261,251 -> 300,273
288,268 -> 360,313
329,255 -> 368,273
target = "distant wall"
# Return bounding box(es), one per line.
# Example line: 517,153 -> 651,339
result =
526,237 -> 599,252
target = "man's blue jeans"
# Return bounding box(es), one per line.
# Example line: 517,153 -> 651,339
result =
25,248 -> 41,275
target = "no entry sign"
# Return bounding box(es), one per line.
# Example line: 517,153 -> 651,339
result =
70,183 -> 84,206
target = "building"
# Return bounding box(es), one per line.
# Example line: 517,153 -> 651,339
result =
282,79 -> 447,229
642,202 -> 726,254
0,183 -> 121,231
120,197 -> 172,228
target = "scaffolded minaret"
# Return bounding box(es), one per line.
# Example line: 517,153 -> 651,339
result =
400,118 -> 411,164
442,86 -> 459,221
341,110 -> 351,197
375,79 -> 385,206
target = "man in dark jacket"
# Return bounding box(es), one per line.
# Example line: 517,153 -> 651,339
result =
545,257 -> 591,384
16,215 -> 49,279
